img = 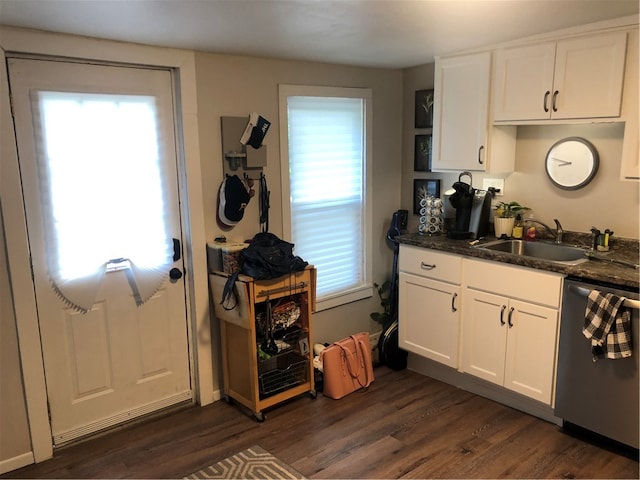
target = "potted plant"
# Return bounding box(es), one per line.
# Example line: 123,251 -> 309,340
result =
369,281 -> 394,366
494,201 -> 530,238
370,281 -> 391,327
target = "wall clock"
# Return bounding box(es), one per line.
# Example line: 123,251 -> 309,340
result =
545,137 -> 599,190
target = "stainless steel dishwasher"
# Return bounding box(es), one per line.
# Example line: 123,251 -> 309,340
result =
555,277 -> 639,449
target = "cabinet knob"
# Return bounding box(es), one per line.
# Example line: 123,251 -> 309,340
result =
451,292 -> 458,312
420,262 -> 436,270
478,145 -> 484,165
500,305 -> 506,325
508,307 -> 515,327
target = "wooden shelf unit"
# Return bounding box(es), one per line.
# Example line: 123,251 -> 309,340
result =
210,266 -> 316,420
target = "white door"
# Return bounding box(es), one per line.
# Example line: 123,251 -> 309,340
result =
8,57 -> 192,446
503,300 -> 558,404
492,42 -> 556,121
398,272 -> 460,368
552,31 -> 627,120
460,288 -> 507,385
432,52 -> 490,172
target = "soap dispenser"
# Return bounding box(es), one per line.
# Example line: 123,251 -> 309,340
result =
512,214 -> 523,239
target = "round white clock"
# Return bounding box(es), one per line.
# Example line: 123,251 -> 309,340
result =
545,137 -> 599,190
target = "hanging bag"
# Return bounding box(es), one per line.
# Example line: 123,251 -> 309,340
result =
321,332 -> 374,399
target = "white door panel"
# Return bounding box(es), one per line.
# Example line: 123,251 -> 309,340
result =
8,57 -> 192,445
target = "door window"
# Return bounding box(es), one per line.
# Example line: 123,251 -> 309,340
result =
33,91 -> 173,311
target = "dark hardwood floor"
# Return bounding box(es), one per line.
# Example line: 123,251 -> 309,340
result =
5,367 -> 639,479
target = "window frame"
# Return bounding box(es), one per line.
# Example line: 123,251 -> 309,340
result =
278,84 -> 373,311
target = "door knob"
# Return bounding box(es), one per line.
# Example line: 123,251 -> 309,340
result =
169,267 -> 183,280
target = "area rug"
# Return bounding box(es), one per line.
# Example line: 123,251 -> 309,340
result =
185,445 -> 305,479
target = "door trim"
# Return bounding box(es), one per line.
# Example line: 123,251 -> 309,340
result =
1,27 -> 211,463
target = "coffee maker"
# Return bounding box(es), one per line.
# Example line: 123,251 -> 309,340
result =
444,171 -> 492,240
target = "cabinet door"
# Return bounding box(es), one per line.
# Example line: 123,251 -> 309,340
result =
503,300 -> 559,404
492,43 -> 556,121
460,289 -> 508,385
553,32 -> 627,120
398,272 -> 460,368
432,52 -> 490,172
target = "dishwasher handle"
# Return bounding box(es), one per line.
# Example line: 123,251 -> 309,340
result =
568,284 -> 640,310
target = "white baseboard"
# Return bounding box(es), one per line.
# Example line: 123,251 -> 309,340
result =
0,451 -> 34,475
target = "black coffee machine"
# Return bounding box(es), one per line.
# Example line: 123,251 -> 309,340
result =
445,171 -> 492,240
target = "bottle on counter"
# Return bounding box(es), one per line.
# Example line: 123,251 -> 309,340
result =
525,224 -> 536,241
512,214 -> 523,239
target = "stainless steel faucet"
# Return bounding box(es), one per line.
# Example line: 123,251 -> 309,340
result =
527,218 -> 563,244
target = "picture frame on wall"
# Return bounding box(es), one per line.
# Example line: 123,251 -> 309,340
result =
413,179 -> 441,214
414,89 -> 434,128
414,134 -> 432,172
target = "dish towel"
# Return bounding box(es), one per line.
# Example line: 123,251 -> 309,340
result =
583,290 -> 632,361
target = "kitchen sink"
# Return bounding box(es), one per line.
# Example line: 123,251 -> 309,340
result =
475,239 -> 589,265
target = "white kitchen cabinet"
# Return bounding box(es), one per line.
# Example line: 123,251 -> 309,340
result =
462,289 -> 559,404
620,28 -> 639,181
493,31 -> 627,122
398,245 -> 461,368
432,51 -> 516,173
461,258 -> 562,404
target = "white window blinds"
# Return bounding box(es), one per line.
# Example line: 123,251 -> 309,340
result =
282,87 -> 372,309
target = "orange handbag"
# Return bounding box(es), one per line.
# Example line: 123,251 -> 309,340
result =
321,332 -> 374,399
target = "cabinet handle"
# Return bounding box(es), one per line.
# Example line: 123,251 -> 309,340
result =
451,292 -> 458,312
478,145 -> 484,165
420,262 -> 436,270
543,91 -> 550,112
500,305 -> 506,325
507,307 -> 515,328
552,90 -> 559,112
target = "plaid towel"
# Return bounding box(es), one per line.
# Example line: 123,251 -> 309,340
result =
583,290 -> 632,361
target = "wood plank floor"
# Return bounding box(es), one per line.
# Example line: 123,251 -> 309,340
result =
5,367 -> 638,479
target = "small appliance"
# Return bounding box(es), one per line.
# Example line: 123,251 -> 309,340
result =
445,171 -> 492,240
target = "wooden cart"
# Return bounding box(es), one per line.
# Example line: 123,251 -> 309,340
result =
210,266 -> 316,421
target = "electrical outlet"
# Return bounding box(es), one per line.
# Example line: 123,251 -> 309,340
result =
483,178 -> 504,196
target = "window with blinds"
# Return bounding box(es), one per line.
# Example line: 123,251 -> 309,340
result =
279,85 -> 372,311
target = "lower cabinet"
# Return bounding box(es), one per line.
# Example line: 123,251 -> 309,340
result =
398,245 -> 462,368
398,272 -> 460,368
398,248 -> 563,406
461,288 -> 559,404
461,258 -> 562,405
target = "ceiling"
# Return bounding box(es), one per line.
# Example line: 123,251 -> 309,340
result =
0,0 -> 638,69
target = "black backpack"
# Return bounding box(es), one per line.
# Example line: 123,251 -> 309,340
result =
240,232 -> 307,280
220,232 -> 308,310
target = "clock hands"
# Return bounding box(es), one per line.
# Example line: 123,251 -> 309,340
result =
551,157 -> 572,167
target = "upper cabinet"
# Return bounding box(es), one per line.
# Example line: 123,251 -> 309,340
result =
493,31 -> 628,122
432,52 -> 515,172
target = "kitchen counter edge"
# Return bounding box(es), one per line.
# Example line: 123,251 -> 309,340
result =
396,233 -> 639,290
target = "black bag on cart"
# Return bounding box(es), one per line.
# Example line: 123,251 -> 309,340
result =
240,232 -> 307,280
220,232 -> 308,310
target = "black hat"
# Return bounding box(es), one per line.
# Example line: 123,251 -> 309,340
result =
218,175 -> 251,227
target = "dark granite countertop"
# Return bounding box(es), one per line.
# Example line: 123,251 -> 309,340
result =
396,231 -> 640,290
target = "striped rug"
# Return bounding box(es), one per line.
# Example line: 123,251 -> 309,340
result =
185,445 -> 305,479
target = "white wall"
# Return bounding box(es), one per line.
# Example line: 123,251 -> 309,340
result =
194,51 -> 403,352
